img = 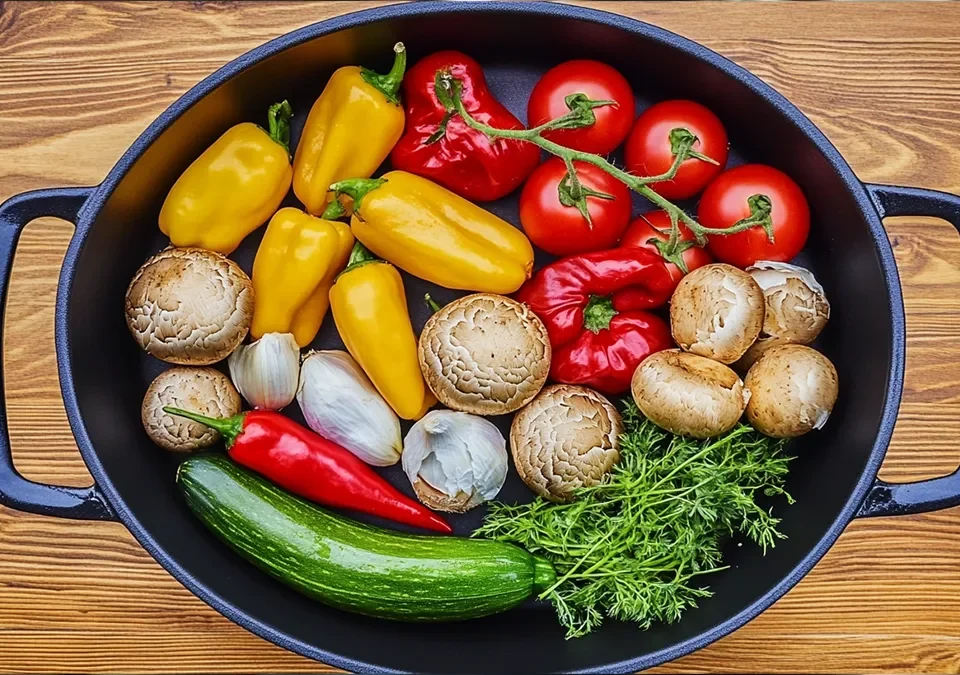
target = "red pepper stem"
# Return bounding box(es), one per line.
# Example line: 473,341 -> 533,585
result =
266,100 -> 293,156
583,295 -> 618,333
360,42 -> 407,104
330,177 -> 387,211
163,407 -> 244,448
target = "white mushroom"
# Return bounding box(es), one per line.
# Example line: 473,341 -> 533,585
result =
631,349 -> 749,439
736,261 -> 831,370
125,247 -> 254,365
510,385 -> 622,503
418,293 -> 550,416
141,367 -> 241,451
670,263 -> 764,364
745,344 -> 839,438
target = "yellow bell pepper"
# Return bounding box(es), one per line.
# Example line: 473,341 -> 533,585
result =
330,171 -> 535,294
293,43 -> 407,215
159,101 -> 294,255
329,243 -> 435,420
250,206 -> 354,347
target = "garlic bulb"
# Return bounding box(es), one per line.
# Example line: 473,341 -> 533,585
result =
737,261 -> 831,370
402,410 -> 507,513
297,350 -> 402,466
227,332 -> 299,410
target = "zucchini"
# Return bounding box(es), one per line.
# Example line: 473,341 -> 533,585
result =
177,455 -> 556,621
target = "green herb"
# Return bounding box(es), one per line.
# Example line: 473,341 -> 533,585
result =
475,403 -> 794,638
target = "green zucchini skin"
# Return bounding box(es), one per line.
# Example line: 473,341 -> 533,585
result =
177,455 -> 555,622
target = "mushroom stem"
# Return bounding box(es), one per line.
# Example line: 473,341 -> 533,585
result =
163,407 -> 245,448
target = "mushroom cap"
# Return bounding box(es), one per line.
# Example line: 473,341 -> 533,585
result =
670,263 -> 764,364
745,344 -> 839,438
419,293 -> 551,415
631,349 -> 749,439
510,384 -> 622,503
736,261 -> 831,370
141,367 -> 241,451
125,247 -> 253,365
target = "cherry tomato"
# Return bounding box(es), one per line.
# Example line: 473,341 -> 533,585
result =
519,158 -> 631,256
624,100 -> 728,200
620,211 -> 713,289
528,60 -> 634,155
700,164 -> 810,268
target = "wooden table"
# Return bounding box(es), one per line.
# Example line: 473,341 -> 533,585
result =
1,1 -> 959,672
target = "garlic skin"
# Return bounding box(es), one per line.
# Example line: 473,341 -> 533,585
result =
402,410 -> 507,513
297,350 -> 402,466
227,332 -> 300,410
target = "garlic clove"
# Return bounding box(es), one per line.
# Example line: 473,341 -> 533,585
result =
227,332 -> 300,411
297,350 -> 402,466
402,410 -> 507,512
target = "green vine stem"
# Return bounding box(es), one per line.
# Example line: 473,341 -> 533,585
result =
434,73 -> 773,261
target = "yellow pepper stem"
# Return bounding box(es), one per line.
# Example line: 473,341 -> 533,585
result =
360,42 -> 407,105
346,241 -> 379,269
321,199 -> 346,220
424,293 -> 442,313
267,100 -> 294,156
330,177 -> 388,211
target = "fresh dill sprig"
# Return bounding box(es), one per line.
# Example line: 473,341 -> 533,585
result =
474,402 -> 793,638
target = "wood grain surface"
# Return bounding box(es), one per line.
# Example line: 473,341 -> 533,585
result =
1,1 -> 959,673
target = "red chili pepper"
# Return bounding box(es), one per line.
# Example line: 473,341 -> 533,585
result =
389,51 -> 541,202
515,248 -> 675,395
164,407 -> 452,534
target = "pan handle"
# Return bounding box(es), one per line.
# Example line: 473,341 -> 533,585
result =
858,182 -> 960,517
0,188 -> 114,521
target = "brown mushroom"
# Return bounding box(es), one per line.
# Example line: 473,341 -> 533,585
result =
745,344 -> 839,438
510,385 -> 622,503
125,247 -> 253,365
670,263 -> 764,364
631,349 -> 749,439
141,367 -> 241,451
736,261 -> 831,370
418,293 -> 550,415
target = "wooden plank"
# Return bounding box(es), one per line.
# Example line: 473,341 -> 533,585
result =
0,2 -> 958,673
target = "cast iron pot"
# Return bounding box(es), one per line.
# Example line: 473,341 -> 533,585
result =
1,3 -> 958,673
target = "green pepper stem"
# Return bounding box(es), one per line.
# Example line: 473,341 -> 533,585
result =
163,407 -> 244,449
360,42 -> 407,104
330,177 -> 388,212
266,100 -> 293,156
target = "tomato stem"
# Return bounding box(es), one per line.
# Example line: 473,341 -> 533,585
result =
434,72 -> 771,265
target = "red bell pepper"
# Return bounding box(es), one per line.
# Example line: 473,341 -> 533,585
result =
165,407 -> 452,534
515,248 -> 675,395
389,51 -> 541,202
